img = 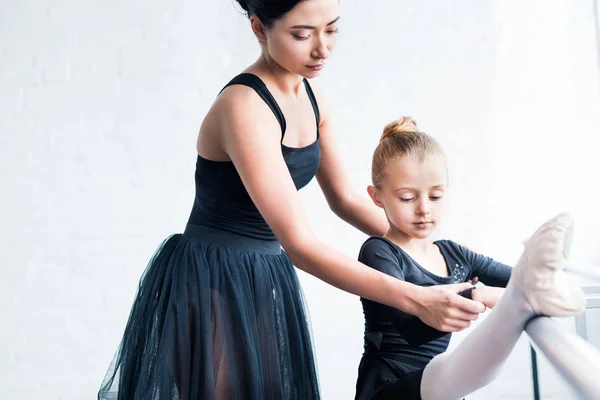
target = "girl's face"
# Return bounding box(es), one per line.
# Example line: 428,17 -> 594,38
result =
253,0 -> 340,78
369,154 -> 448,241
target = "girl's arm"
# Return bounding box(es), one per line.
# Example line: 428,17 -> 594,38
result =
457,243 -> 510,308
458,244 -> 512,287
472,287 -> 505,309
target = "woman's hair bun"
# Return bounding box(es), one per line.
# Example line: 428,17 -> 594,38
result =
236,0 -> 250,12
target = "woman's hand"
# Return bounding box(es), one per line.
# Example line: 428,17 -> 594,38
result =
414,283 -> 486,332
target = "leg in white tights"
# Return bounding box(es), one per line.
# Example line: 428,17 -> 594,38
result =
420,213 -> 586,400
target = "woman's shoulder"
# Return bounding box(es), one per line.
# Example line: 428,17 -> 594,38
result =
214,79 -> 267,111
197,74 -> 285,158
209,78 -> 280,131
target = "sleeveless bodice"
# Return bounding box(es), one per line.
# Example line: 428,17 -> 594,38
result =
187,73 -> 321,240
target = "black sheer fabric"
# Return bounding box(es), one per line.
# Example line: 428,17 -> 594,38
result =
98,228 -> 320,399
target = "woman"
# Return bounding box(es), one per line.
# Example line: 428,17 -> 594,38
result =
98,1 -> 484,398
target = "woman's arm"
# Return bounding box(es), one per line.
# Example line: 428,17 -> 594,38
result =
310,82 -> 389,237
217,85 -> 485,332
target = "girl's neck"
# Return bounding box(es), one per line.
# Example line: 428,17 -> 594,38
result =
384,228 -> 434,256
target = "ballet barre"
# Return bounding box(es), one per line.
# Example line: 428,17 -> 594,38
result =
525,283 -> 600,399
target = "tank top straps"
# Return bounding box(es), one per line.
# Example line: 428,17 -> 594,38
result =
220,73 -> 320,141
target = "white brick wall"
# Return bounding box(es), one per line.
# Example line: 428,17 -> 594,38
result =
1,0 -> 599,399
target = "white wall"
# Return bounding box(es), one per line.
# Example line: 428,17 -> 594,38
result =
1,0 -> 599,398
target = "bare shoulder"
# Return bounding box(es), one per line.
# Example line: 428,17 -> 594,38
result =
213,84 -> 275,123
199,83 -> 281,158
218,84 -> 282,140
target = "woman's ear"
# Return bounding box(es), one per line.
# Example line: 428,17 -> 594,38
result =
367,185 -> 384,208
250,15 -> 268,42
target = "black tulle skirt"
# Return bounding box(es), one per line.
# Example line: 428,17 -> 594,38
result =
98,224 -> 320,400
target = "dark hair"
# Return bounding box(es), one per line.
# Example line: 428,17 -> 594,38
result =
236,0 -> 303,27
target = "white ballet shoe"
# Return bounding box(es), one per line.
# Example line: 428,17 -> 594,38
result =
512,212 -> 586,317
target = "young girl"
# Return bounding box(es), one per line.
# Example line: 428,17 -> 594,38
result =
98,2 -> 487,399
355,117 -> 586,400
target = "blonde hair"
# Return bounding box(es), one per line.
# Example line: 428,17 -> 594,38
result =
371,116 -> 444,187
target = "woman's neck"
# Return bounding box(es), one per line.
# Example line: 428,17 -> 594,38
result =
247,56 -> 305,96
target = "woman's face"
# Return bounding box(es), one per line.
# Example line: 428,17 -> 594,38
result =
256,0 -> 340,78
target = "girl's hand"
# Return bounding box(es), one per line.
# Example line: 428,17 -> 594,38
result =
414,283 -> 486,332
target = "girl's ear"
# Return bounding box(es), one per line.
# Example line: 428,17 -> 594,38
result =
367,185 -> 384,208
